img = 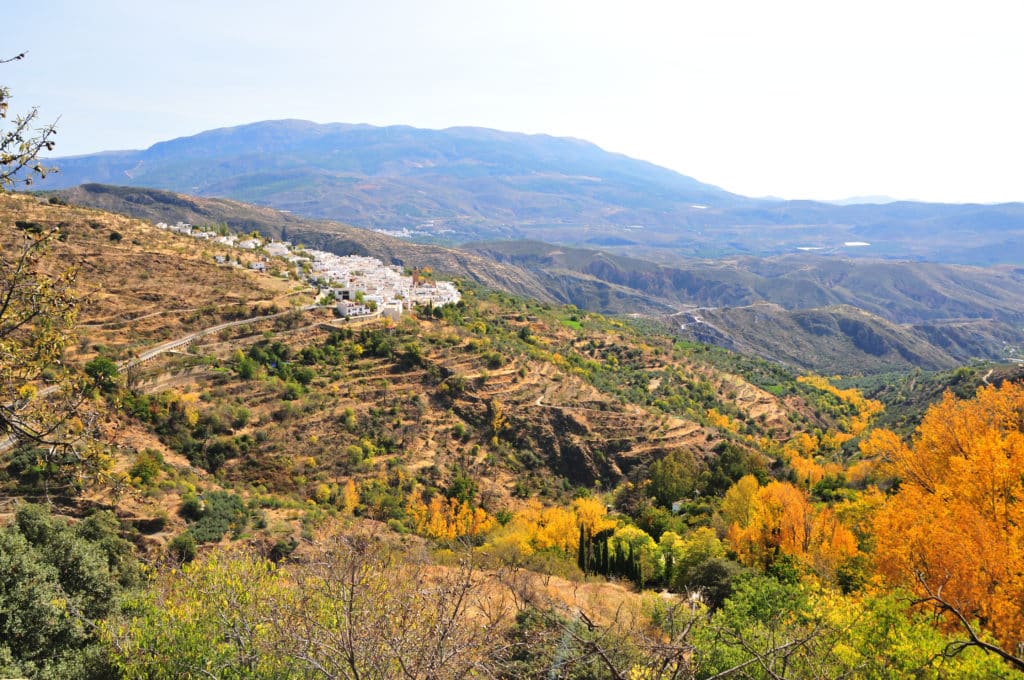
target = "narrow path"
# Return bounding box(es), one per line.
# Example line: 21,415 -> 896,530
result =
1,304 -> 328,454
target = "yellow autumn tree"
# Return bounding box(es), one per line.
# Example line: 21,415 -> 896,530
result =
573,497 -> 616,538
873,384 -> 1024,651
728,478 -> 859,583
405,489 -> 495,542
806,507 -> 859,581
340,479 -> 358,515
719,474 -> 759,529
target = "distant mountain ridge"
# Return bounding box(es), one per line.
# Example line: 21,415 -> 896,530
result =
40,120 -> 1024,265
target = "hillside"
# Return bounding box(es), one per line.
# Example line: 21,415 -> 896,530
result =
837,361 -> 1024,435
51,184 -> 1024,375
2,191 -> 841,519
53,183 -> 688,317
6,191 -> 1024,678
40,120 -> 1024,264
469,240 -> 1024,373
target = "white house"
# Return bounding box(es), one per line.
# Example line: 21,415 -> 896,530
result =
337,300 -> 371,317
382,300 -> 403,321
265,242 -> 290,257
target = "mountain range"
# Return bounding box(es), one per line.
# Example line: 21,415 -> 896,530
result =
42,120 -> 1024,265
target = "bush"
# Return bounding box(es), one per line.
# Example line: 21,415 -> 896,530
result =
168,532 -> 197,562
185,491 -> 249,543
0,505 -> 139,676
269,537 -> 297,562
179,494 -> 204,521
84,356 -> 119,392
129,449 -> 163,486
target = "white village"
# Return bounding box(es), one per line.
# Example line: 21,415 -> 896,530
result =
155,221 -> 461,319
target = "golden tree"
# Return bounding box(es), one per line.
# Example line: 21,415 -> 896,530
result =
873,384 -> 1024,667
0,222 -> 114,491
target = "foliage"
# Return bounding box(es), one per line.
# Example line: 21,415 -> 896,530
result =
167,532 -> 197,563
121,389 -> 254,472
1,224 -> 110,490
872,383 -> 1024,661
0,61 -> 108,489
725,477 -> 860,584
181,490 -> 249,544
796,374 -> 884,436
128,448 -> 162,486
0,504 -> 140,678
693,576 -> 1014,679
84,356 -> 120,393
105,535 -> 509,679
647,448 -> 701,507
406,488 -> 495,542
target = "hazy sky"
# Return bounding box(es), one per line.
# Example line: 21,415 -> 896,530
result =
5,0 -> 1023,203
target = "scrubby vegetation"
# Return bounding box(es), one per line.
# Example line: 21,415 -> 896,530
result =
4,195 -> 1024,676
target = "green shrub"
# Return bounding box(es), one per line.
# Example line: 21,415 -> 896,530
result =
168,532 -> 197,562
130,449 -> 163,486
185,491 -> 249,543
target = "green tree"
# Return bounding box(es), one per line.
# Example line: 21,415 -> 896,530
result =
0,504 -> 139,678
648,448 -> 700,507
84,356 -> 120,393
692,576 -> 1015,679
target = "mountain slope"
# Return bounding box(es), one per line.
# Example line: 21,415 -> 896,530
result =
51,184 -> 1024,374
44,119 -> 742,237
1,190 -> 843,505
466,241 -> 1024,326
41,120 -> 1024,264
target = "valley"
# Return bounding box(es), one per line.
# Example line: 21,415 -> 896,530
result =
4,182 -> 1024,677
4,116 -> 1024,680
54,183 -> 1024,376
7,4 -> 1024,676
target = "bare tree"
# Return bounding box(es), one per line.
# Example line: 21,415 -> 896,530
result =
266,531 -> 514,679
913,570 -> 1024,672
1,51 -> 58,188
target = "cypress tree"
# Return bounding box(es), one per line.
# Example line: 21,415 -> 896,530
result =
577,525 -> 587,573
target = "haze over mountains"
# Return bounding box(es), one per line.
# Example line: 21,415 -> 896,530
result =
45,120 -> 1024,265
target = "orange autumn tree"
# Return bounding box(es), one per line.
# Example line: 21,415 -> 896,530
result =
727,478 -> 859,581
873,383 -> 1024,655
729,480 -> 813,569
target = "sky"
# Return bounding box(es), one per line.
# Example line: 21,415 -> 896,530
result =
5,0 -> 1024,203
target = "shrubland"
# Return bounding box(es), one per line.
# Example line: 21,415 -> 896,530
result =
3,194 -> 1024,676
